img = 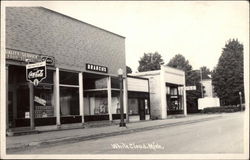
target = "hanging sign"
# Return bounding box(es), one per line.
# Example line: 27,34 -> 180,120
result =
185,86 -> 197,91
26,61 -> 47,86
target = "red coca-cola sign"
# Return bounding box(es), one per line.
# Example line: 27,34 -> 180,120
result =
26,61 -> 47,86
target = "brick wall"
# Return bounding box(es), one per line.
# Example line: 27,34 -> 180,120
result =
6,7 -> 126,75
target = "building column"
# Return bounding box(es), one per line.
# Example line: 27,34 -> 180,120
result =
107,76 -> 112,121
54,68 -> 61,128
123,77 -> 129,123
79,72 -> 84,124
28,83 -> 35,130
12,71 -> 17,128
183,74 -> 187,116
160,65 -> 167,119
6,65 -> 9,131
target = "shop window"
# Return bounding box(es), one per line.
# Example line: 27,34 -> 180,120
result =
34,86 -> 54,118
60,87 -> 79,116
128,98 -> 139,115
84,91 -> 108,115
111,77 -> 120,89
170,87 -> 178,95
95,78 -> 107,89
60,71 -> 78,85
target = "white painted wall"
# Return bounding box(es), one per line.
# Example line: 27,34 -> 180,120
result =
146,75 -> 162,119
164,67 -> 185,85
198,97 -> 220,110
201,79 -> 213,97
127,77 -> 148,92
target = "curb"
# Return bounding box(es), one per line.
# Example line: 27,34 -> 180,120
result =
7,115 -> 222,153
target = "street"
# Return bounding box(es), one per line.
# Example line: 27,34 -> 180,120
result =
11,112 -> 244,154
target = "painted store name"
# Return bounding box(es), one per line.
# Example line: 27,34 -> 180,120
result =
86,63 -> 108,73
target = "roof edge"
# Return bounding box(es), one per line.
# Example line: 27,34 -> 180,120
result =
40,7 -> 125,39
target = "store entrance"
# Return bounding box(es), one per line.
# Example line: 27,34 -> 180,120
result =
138,99 -> 146,120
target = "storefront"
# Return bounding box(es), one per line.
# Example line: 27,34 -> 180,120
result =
127,76 -> 150,121
5,7 -> 127,131
129,65 -> 187,119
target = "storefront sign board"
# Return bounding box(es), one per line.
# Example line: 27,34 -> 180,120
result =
86,63 -> 108,73
6,49 -> 55,66
185,86 -> 196,91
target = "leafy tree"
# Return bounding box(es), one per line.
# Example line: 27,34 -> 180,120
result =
138,52 -> 164,72
200,66 -> 211,79
167,54 -> 192,73
167,54 -> 202,113
126,66 -> 132,74
212,39 -> 244,105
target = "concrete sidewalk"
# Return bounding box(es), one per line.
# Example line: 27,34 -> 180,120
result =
6,113 -> 224,153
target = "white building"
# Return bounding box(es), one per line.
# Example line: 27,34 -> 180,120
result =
129,65 -> 187,119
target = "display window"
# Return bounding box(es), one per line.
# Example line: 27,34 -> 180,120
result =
166,85 -> 184,114
128,98 -> 139,115
34,86 -> 54,118
34,70 -> 54,118
59,70 -> 80,116
84,91 -> 108,115
60,87 -> 79,116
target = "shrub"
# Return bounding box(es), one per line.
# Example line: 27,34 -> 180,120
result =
201,104 -> 243,114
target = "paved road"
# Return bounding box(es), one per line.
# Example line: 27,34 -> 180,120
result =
13,112 -> 244,154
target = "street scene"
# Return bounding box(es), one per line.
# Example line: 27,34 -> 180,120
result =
8,112 -> 244,154
1,1 -> 249,160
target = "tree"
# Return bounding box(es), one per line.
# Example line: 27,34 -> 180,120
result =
167,54 -> 192,73
212,39 -> 244,105
126,66 -> 132,74
138,52 -> 164,72
200,66 -> 211,79
167,54 -> 202,113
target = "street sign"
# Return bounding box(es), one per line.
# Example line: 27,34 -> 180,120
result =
185,86 -> 196,91
26,61 -> 47,86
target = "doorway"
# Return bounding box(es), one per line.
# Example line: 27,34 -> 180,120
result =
138,98 -> 146,120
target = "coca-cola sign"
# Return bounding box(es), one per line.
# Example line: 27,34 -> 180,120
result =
26,61 -> 47,86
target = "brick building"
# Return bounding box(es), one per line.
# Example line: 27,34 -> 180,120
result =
5,7 -> 129,131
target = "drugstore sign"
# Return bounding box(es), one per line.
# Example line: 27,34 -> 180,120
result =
6,48 -> 55,66
26,61 -> 47,86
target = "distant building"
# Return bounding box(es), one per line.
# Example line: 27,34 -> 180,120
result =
200,74 -> 215,98
199,74 -> 220,109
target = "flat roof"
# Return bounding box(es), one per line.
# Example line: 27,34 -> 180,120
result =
41,7 -> 125,39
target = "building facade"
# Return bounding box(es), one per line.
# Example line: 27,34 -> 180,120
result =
5,7 -> 127,131
5,7 -> 187,133
129,65 -> 187,119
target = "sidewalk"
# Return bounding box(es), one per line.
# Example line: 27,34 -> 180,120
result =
6,113 -> 224,153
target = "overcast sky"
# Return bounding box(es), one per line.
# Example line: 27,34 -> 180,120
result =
3,1 -> 249,73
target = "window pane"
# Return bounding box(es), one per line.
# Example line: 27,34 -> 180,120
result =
111,77 -> 120,89
60,87 -> 79,116
34,86 -> 54,118
128,98 -> 138,115
84,91 -> 108,115
60,71 -> 78,85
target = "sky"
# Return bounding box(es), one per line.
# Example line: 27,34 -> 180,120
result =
2,1 -> 249,73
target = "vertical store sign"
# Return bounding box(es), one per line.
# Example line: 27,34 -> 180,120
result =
26,61 -> 47,86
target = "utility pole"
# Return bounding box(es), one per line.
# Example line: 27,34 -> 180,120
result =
200,69 -> 203,98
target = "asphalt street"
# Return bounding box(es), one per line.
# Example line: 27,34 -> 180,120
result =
12,112 -> 244,154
